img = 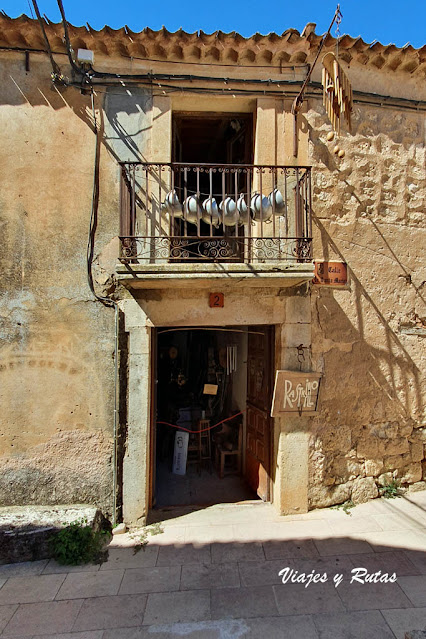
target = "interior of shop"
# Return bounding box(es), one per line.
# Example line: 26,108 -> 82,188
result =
154,327 -> 258,507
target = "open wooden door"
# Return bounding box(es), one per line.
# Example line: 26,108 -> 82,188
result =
149,328 -> 158,508
245,325 -> 274,501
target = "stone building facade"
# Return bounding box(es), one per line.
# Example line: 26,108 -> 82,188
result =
0,14 -> 425,525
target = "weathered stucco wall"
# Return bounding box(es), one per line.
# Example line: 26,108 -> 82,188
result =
0,55 -> 126,513
306,98 -> 426,507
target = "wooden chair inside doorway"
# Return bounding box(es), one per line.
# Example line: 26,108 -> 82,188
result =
214,422 -> 243,479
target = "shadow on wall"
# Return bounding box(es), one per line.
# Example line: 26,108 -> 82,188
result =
309,215 -> 424,499
313,217 -> 422,421
1,62 -> 153,163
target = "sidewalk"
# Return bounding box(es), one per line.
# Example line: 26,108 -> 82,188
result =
0,492 -> 425,638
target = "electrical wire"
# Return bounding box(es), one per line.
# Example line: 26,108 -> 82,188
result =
1,45 -> 424,111
65,79 -> 426,111
292,4 -> 342,115
30,0 -> 62,79
87,87 -> 120,525
86,90 -> 115,308
56,0 -> 85,76
124,54 -> 308,71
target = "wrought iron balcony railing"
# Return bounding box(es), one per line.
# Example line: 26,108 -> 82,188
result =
119,162 -> 312,263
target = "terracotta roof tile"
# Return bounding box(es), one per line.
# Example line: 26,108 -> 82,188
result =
0,14 -> 424,76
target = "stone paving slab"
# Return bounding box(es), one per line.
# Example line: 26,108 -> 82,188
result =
381,607 -> 426,639
326,515 -> 384,535
72,594 -> 147,631
0,562 -> 48,579
155,545 -> 211,567
287,554 -> 354,574
183,524 -> 236,544
119,566 -> 181,595
42,562 -> 100,575
211,585 -> 279,619
313,536 -> 374,556
355,530 -> 426,552
404,551 -> 426,575
273,582 -> 345,615
398,576 -> 426,607
238,559 -> 288,587
180,562 -> 240,590
102,616 -> 320,639
99,547 -> 158,571
210,542 -> 265,564
142,590 -> 210,625
0,605 -> 18,633
335,579 -> 414,611
0,494 -> 425,637
2,600 -> 84,636
262,538 -> 319,560
347,550 -> 420,576
312,610 -> 395,638
0,576 -> 65,605
55,571 -> 124,601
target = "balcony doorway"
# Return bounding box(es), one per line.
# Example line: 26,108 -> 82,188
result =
152,325 -> 273,509
173,112 -> 253,167
170,113 -> 253,259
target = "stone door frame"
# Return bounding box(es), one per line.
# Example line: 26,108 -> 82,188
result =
119,294 -> 312,526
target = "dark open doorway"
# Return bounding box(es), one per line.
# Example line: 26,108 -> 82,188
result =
152,325 -> 274,509
173,112 -> 253,166
170,113 -> 254,255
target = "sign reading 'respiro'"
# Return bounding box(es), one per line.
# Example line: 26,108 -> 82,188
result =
271,371 -> 322,416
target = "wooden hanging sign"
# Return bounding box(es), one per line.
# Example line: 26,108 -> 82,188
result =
271,371 -> 322,416
322,52 -> 353,133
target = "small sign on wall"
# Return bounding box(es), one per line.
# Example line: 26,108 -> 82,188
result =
209,292 -> 224,307
313,261 -> 347,286
271,371 -> 322,417
203,384 -> 218,395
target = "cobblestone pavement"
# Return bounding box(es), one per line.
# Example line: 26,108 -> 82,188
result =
1,492 -> 426,638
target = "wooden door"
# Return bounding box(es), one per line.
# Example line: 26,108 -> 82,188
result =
149,329 -> 158,508
245,325 -> 274,501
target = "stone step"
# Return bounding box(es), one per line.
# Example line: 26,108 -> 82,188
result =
0,505 -> 105,564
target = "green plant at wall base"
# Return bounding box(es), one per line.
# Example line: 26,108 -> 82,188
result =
331,500 -> 355,516
130,523 -> 164,554
379,479 -> 401,499
49,519 -> 111,565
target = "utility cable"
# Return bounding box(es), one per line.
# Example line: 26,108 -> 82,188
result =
87,87 -> 119,526
56,0 -> 84,76
292,4 -> 342,116
31,0 -> 63,79
86,89 -> 115,308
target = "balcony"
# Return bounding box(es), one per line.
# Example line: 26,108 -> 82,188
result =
116,162 -> 314,288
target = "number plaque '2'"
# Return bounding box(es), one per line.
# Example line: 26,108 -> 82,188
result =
209,293 -> 224,308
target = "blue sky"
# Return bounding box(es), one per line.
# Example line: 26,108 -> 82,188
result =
2,0 -> 425,48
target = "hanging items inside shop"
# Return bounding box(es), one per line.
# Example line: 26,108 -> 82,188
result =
226,344 -> 237,375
